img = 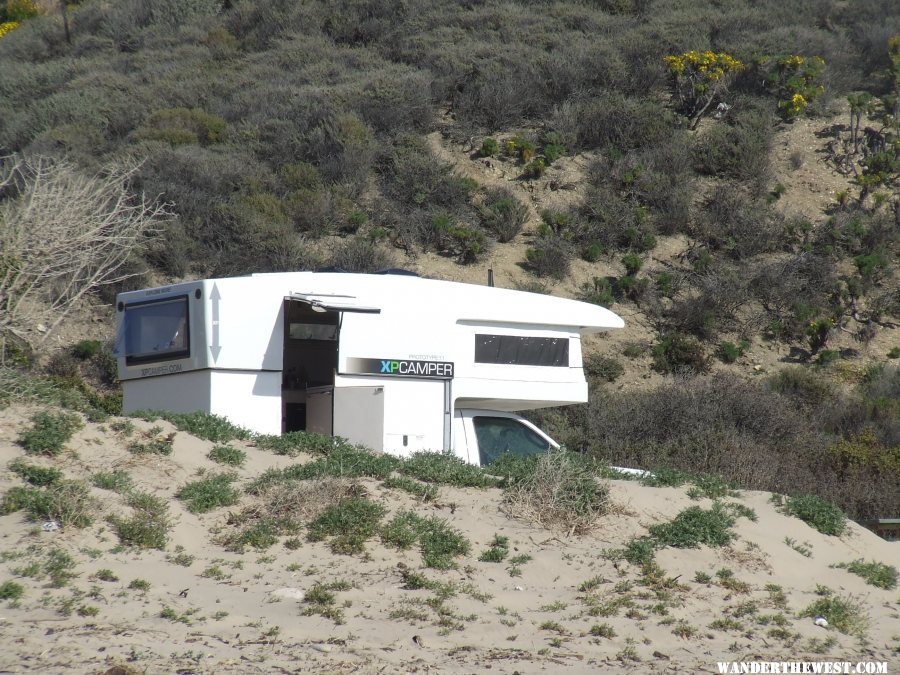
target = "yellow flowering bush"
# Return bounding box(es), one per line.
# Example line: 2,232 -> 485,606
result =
759,54 -> 825,119
664,50 -> 744,128
0,20 -> 19,38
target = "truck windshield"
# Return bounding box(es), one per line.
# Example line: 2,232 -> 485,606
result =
472,416 -> 551,466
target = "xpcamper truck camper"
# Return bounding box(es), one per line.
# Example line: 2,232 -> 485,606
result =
116,271 -> 624,466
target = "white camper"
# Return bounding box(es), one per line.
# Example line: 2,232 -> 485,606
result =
116,271 -> 623,466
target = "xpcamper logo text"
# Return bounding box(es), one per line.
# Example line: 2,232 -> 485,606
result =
345,357 -> 454,379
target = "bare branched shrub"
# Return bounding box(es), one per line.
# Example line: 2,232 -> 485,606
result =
0,156 -> 169,343
501,449 -> 610,534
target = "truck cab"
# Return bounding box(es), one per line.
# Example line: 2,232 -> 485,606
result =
453,409 -> 556,467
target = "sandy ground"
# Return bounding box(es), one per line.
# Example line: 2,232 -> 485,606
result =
0,406 -> 897,674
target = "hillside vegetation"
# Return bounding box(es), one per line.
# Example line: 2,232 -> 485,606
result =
0,1 -> 898,519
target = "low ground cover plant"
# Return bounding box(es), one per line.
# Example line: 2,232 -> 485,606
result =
834,559 -> 897,590
772,494 -> 846,536
108,490 -> 171,549
381,511 -> 470,568
307,497 -> 386,555
176,473 -> 240,513
18,411 -> 82,455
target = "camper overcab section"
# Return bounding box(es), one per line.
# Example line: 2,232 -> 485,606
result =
116,272 -> 623,465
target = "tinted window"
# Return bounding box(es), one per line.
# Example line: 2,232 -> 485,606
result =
475,335 -> 569,367
473,416 -> 551,466
123,296 -> 189,364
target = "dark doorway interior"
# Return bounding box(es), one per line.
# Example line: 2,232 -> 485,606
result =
282,300 -> 339,432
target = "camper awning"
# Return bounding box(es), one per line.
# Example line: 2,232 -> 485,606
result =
288,292 -> 381,314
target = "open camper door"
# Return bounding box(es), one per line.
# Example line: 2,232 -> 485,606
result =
281,292 -> 383,435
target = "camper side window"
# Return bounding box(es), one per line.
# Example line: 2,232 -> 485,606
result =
474,335 -> 569,367
473,416 -> 551,466
123,296 -> 190,365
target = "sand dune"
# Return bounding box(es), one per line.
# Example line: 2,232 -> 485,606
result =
1,406 -> 897,673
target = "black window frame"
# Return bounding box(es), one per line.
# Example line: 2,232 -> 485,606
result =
474,334 -> 569,367
123,295 -> 191,366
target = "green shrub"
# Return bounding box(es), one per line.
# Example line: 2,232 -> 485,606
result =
767,367 -> 836,407
542,143 -> 566,165
582,241 -> 604,262
127,433 -> 174,456
578,277 -> 615,308
523,158 -> 546,179
71,340 -> 103,360
2,0 -> 36,22
136,108 -> 227,146
19,411 -> 82,455
718,339 -> 749,363
834,559 -> 897,590
307,497 -> 386,555
780,494 -> 846,536
651,332 -> 710,374
479,188 -> 529,243
434,221 -> 487,264
621,253 -> 643,276
8,458 -> 63,486
526,235 -> 572,279
621,537 -> 656,567
479,138 -> 499,157
381,511 -> 430,550
380,511 -> 470,568
108,491 -> 170,549
419,518 -> 471,569
207,445 -> 247,467
584,354 -> 624,382
648,503 -> 737,549
176,473 -> 240,514
226,519 -> 282,552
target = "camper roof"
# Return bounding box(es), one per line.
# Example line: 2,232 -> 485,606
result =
255,271 -> 623,334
